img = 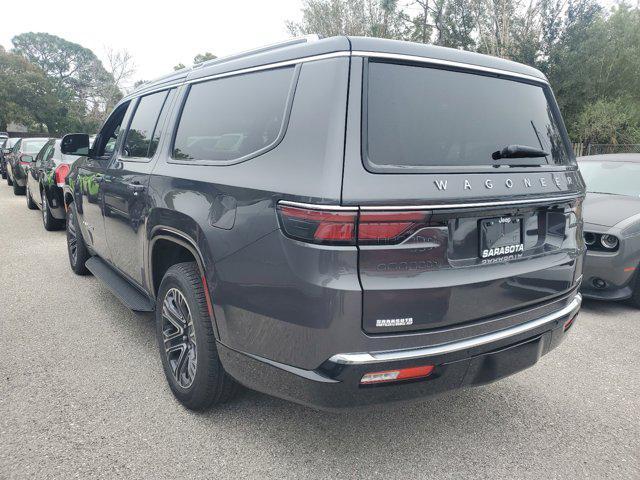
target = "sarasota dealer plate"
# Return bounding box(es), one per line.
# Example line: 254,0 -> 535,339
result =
480,216 -> 524,259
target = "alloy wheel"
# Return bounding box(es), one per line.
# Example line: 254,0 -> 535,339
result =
161,288 -> 197,389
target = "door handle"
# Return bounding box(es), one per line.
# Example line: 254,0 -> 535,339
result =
127,182 -> 146,195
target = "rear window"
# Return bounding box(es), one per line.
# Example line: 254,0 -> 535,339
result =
365,61 -> 570,171
23,139 -> 48,155
172,66 -> 295,162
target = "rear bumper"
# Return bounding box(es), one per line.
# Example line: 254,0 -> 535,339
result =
219,293 -> 581,410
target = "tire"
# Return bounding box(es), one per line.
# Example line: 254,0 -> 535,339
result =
42,189 -> 64,231
6,172 -> 12,186
629,272 -> 640,308
156,262 -> 237,410
66,204 -> 90,275
26,184 -> 37,210
12,180 -> 25,195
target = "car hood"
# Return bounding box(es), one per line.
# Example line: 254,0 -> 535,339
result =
583,192 -> 640,227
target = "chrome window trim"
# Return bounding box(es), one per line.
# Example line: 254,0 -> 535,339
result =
329,294 -> 582,365
351,50 -> 548,84
279,194 -> 581,212
126,49 -> 547,101
278,200 -> 358,211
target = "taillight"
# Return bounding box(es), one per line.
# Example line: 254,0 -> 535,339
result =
358,211 -> 430,245
55,164 -> 70,187
277,204 -> 357,245
277,202 -> 433,246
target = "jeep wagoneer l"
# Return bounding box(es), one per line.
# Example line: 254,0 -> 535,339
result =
60,36 -> 585,410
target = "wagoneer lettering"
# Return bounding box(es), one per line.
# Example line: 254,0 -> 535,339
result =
61,35 -> 584,411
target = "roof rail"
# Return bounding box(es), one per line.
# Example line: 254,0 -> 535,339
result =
191,34 -> 321,70
130,35 -> 320,96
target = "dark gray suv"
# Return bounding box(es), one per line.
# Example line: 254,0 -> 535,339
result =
61,36 -> 585,411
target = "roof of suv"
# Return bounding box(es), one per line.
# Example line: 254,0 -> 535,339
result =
130,36 -> 547,100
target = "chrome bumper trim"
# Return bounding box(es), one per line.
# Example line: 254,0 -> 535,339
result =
329,293 -> 582,365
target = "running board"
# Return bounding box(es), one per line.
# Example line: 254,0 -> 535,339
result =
85,257 -> 155,312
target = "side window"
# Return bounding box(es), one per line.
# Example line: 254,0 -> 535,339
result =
35,142 -> 53,168
94,102 -> 131,159
12,140 -> 21,153
123,90 -> 169,159
149,89 -> 175,157
172,66 -> 295,162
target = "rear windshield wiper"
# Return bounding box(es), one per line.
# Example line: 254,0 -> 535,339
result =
492,144 -> 549,167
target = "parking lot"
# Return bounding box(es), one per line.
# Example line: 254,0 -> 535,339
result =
0,183 -> 638,480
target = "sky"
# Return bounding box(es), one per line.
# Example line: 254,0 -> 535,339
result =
0,0 -> 304,87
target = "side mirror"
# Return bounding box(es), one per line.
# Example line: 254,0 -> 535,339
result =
61,133 -> 90,156
22,155 -> 33,163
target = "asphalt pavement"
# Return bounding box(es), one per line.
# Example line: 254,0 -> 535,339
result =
0,183 -> 638,479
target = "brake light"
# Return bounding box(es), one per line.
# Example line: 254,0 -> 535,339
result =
277,202 -> 435,246
277,204 -> 357,245
360,365 -> 435,385
55,164 -> 70,187
358,211 -> 430,244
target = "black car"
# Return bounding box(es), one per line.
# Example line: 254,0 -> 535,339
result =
1,137 -> 20,180
25,138 -> 81,230
5,137 -> 50,195
61,36 -> 585,411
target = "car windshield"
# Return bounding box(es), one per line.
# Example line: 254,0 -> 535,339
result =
23,139 -> 48,155
579,160 -> 640,196
365,61 -> 571,170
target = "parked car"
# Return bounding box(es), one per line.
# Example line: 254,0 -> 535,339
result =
61,36 -> 585,411
5,137 -> 50,195
25,138 -> 81,230
1,137 -> 20,180
578,154 -> 640,305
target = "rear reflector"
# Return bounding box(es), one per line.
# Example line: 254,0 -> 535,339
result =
360,365 -> 435,385
563,314 -> 578,332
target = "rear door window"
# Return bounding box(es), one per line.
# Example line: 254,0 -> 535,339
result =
172,66 -> 296,163
123,90 -> 170,159
365,61 -> 570,171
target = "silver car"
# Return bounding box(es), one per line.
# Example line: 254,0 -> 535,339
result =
579,154 -> 640,305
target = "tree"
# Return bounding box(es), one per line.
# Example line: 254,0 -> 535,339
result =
575,98 -> 640,144
0,49 -> 68,133
193,52 -> 217,63
174,52 -> 218,71
286,0 -> 409,39
11,32 -> 118,132
105,48 -> 136,102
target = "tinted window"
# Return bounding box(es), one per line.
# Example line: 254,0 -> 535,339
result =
123,91 -> 169,158
366,61 -> 570,170
23,139 -> 48,155
173,67 -> 295,162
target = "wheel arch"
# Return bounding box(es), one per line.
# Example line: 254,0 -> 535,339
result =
147,223 -> 219,339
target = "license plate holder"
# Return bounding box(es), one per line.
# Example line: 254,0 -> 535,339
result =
479,216 -> 523,259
